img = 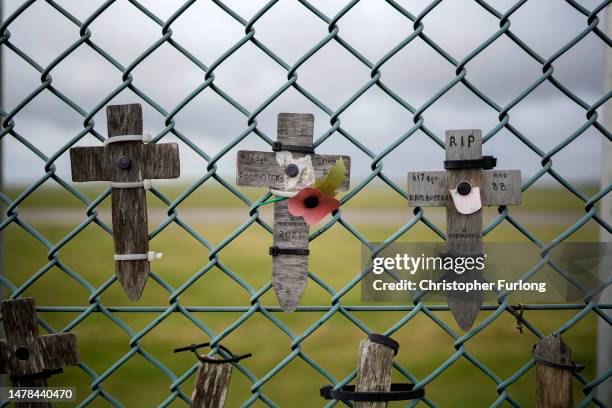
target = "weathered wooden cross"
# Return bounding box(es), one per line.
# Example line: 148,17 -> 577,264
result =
408,129 -> 521,331
236,113 -> 350,311
0,298 -> 79,406
70,103 -> 180,301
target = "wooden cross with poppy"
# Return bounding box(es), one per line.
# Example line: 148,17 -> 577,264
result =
236,113 -> 351,311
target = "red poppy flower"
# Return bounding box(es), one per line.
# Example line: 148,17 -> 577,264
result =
288,188 -> 340,225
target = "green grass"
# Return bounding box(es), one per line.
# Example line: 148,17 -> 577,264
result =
2,184 -> 604,407
4,181 -> 601,212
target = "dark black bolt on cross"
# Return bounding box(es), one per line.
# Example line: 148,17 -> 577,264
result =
320,334 -> 425,406
174,343 -> 252,408
407,130 -> 522,331
0,298 -> 80,408
236,113 -> 351,311
69,103 -> 180,301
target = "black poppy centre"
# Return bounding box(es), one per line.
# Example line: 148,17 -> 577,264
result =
304,195 -> 320,209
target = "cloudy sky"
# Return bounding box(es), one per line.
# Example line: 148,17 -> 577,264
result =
1,0 -> 609,187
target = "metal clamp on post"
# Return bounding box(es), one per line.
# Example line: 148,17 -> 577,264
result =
444,155 -> 497,170
271,141 -> 315,154
368,333 -> 400,356
320,334 -> 425,403
174,342 -> 252,364
532,344 -> 585,372
269,246 -> 310,257
320,384 -> 425,402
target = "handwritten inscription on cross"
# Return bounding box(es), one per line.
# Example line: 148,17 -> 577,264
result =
408,129 -> 521,331
70,104 -> 180,301
0,298 -> 79,406
236,113 -> 350,311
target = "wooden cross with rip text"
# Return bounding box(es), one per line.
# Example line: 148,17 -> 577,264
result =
408,129 -> 521,331
0,298 -> 79,407
236,113 -> 350,311
70,103 -> 180,301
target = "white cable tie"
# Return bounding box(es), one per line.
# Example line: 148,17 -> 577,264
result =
109,179 -> 152,190
269,188 -> 298,198
104,133 -> 152,145
114,251 -> 163,261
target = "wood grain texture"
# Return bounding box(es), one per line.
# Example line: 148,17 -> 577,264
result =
235,113 -> 351,312
482,169 -> 521,206
277,113 -> 313,145
191,362 -> 232,408
407,171 -> 448,207
106,104 -> 150,301
535,335 -> 573,408
70,104 -> 180,301
0,298 -> 80,408
144,143 -> 180,179
355,338 -> 395,408
69,146 -> 105,181
407,131 -> 522,331
444,130 -> 484,332
273,113 -> 313,312
272,199 -> 309,311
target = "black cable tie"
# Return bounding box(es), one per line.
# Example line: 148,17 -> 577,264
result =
532,345 -> 584,372
444,155 -> 497,170
272,141 -> 314,154
269,246 -> 310,257
174,342 -> 252,365
320,384 -> 425,402
368,334 -> 399,356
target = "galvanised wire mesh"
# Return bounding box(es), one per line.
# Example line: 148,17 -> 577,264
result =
0,0 -> 611,407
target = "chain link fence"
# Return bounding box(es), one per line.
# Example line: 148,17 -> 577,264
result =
1,0 -> 611,406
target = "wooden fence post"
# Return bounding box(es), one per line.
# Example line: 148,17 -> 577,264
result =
190,361 -> 232,408
535,335 -> 574,408
355,334 -> 397,408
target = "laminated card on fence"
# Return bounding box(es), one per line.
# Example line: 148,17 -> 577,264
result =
236,113 -> 351,311
69,103 -> 180,301
407,129 -> 521,331
0,298 -> 80,408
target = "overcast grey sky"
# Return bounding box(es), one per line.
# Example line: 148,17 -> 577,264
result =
2,0 -> 609,186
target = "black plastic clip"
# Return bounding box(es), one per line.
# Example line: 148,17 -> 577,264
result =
272,142 -> 314,154
174,342 -> 252,365
368,333 -> 399,356
269,246 -> 310,257
444,155 -> 497,170
532,344 -> 584,372
320,384 -> 425,402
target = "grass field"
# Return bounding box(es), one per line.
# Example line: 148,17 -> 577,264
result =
2,182 -> 605,407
